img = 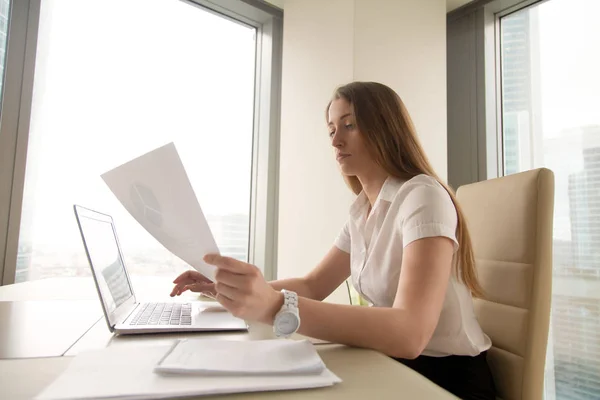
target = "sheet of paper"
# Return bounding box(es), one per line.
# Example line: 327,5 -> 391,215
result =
35,344 -> 341,400
155,339 -> 326,375
102,142 -> 219,281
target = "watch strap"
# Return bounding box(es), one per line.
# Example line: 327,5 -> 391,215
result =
281,289 -> 298,311
274,289 -> 300,338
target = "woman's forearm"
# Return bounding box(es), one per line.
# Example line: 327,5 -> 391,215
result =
269,278 -> 316,300
294,297 -> 425,359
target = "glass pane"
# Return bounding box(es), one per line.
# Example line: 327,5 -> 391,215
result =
501,1 -> 600,399
0,0 -> 10,101
16,0 -> 256,283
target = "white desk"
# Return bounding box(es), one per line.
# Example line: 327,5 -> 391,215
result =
0,277 -> 457,400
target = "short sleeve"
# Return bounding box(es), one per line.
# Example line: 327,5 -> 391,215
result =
399,179 -> 459,250
334,220 -> 351,254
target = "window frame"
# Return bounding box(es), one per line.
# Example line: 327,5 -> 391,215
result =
493,0 -> 547,177
446,0 -> 548,189
0,0 -> 283,285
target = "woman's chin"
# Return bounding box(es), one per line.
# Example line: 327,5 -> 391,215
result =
339,165 -> 358,176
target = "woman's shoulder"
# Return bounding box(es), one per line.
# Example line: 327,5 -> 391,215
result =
404,174 -> 444,188
391,174 -> 456,217
395,174 -> 450,199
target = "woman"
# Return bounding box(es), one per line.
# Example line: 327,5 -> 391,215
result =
171,82 -> 496,400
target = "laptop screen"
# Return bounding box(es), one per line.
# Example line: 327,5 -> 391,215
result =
77,213 -> 133,314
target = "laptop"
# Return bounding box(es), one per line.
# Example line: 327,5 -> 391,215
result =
73,204 -> 248,334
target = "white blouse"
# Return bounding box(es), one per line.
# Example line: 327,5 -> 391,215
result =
334,174 -> 491,357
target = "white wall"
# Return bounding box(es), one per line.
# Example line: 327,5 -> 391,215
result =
277,0 -> 447,303
354,0 -> 447,177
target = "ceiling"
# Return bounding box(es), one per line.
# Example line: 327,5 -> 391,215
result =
264,0 -> 474,13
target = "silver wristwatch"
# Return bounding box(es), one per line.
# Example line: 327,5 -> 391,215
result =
273,289 -> 301,338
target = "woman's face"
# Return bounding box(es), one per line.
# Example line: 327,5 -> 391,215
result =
327,98 -> 374,177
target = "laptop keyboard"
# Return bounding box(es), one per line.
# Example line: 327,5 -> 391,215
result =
129,302 -> 192,326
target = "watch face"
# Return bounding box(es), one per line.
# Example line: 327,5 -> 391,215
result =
277,311 -> 299,335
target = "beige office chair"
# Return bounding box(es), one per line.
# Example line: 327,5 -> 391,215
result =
456,168 -> 554,400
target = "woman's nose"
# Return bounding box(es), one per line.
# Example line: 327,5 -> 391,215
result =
331,132 -> 343,148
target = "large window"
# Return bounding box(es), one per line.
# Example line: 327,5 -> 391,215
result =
13,0 -> 260,283
500,0 -> 600,398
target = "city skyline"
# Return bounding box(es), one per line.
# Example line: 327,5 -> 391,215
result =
16,212 -> 251,282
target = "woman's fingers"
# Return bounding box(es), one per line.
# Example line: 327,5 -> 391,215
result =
200,290 -> 218,300
202,254 -> 275,322
215,269 -> 248,290
170,283 -> 185,297
170,281 -> 214,297
170,269 -> 215,297
214,281 -> 239,301
216,292 -> 236,311
184,282 -> 215,293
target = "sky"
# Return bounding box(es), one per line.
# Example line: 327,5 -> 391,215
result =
537,0 -> 600,137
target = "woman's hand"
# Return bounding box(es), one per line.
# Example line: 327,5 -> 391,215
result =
204,254 -> 283,324
170,270 -> 215,297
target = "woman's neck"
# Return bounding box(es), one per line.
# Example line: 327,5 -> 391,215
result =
358,169 -> 389,208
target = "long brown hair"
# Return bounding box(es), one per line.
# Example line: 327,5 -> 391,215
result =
327,82 -> 484,298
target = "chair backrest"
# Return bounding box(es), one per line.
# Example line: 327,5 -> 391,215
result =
456,168 -> 554,400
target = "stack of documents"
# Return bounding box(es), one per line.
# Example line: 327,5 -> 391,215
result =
35,340 -> 341,400
156,339 -> 327,375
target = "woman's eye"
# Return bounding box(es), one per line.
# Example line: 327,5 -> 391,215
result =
345,123 -> 354,129
328,130 -> 335,137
